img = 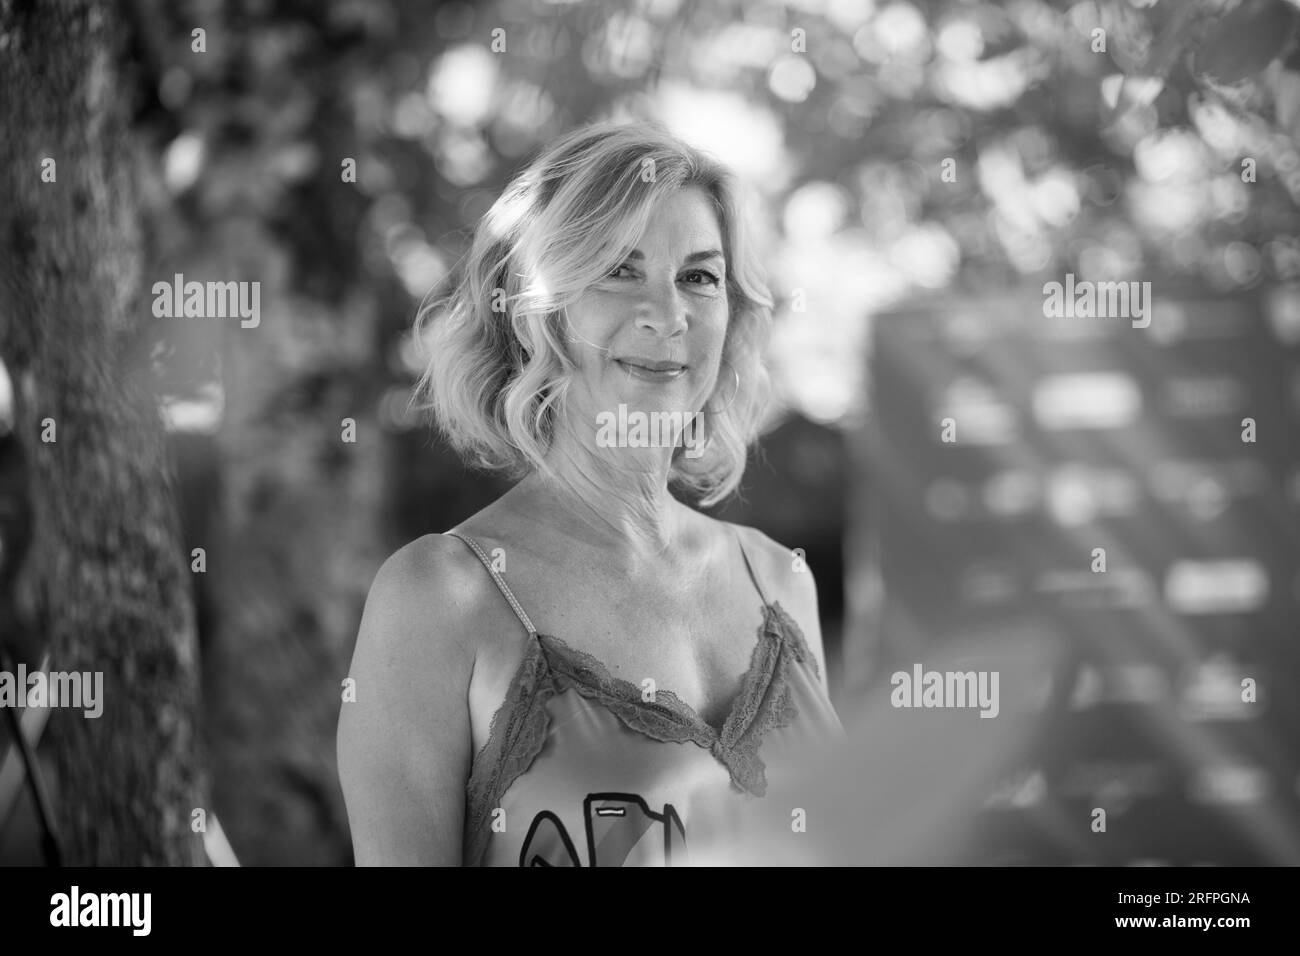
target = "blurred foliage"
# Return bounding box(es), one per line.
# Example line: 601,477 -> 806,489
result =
100,0 -> 1300,863
137,0 -> 1300,432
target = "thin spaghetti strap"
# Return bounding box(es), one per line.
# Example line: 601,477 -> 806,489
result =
733,526 -> 770,607
444,530 -> 538,636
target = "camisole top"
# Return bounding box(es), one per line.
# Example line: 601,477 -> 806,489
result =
446,528 -> 847,867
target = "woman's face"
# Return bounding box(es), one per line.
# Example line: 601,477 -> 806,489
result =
563,186 -> 729,425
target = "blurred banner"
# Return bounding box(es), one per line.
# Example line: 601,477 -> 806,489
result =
845,283 -> 1300,864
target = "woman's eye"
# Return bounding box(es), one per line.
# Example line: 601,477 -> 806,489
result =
607,263 -> 635,279
682,269 -> 721,287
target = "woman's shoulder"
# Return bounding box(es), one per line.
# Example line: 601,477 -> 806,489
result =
369,532 -> 491,610
701,517 -> 792,581
704,519 -> 815,607
355,531 -> 518,666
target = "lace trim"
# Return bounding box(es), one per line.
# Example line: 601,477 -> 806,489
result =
461,601 -> 820,865
462,639 -> 553,867
544,638 -> 718,748
723,603 -> 814,795
769,601 -> 820,680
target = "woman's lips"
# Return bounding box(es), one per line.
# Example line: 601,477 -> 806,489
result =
616,359 -> 686,382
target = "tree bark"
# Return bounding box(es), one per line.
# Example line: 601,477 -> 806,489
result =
0,0 -> 207,865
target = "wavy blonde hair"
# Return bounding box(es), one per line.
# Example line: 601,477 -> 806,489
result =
412,120 -> 773,507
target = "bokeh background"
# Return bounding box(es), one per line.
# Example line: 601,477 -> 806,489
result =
1,0 -> 1299,865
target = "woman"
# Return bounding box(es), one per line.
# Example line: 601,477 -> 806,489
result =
337,120 -> 844,866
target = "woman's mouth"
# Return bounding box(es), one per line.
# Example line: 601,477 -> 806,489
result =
615,358 -> 687,382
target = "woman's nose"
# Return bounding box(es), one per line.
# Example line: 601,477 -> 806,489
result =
634,279 -> 688,337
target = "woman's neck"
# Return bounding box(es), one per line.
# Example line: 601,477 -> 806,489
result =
509,447 -> 689,563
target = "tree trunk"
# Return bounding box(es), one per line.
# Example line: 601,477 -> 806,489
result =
0,0 -> 207,865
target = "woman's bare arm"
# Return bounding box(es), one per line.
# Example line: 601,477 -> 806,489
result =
337,535 -> 479,865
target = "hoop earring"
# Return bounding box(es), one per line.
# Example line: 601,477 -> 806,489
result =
704,358 -> 741,414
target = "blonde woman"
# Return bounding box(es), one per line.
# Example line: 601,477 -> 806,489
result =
338,121 -> 844,866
